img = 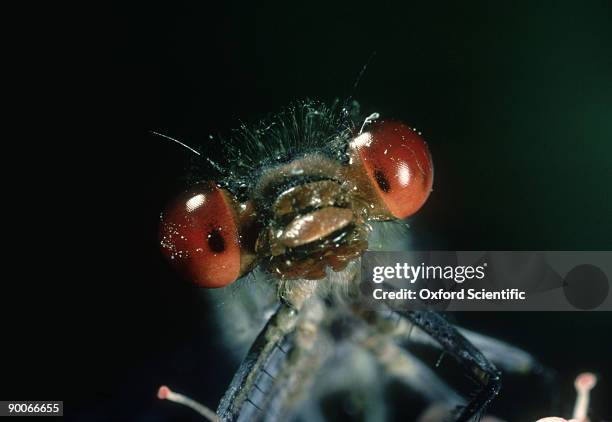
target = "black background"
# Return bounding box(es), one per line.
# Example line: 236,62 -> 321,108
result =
12,1 -> 612,421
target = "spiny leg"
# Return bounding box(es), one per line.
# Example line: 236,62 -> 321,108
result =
361,307 -> 550,376
255,299 -> 330,421
453,327 -> 558,412
399,310 -> 501,421
216,303 -> 299,420
362,307 -> 558,414
217,298 -> 328,421
361,307 -> 562,419
357,308 -> 501,422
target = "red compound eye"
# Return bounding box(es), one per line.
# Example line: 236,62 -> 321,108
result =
160,182 -> 240,288
352,120 -> 433,219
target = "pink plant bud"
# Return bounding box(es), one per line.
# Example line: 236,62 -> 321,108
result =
536,372 -> 597,422
573,372 -> 597,422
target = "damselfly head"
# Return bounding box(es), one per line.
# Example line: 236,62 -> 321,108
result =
159,104 -> 433,288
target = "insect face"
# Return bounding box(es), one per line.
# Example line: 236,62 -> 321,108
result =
160,118 -> 433,288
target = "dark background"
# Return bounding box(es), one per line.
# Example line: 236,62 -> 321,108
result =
12,1 -> 612,421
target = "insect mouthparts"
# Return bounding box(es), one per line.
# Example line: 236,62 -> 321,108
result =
279,207 -> 354,248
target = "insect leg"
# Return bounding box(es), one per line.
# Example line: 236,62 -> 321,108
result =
393,310 -> 501,422
217,299 -> 328,422
359,308 -> 558,418
454,328 -> 552,376
453,328 -> 557,413
254,299 -> 330,421
217,303 -> 299,421
360,308 -> 549,375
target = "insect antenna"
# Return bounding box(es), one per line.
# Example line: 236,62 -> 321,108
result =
149,130 -> 201,156
352,51 -> 377,91
335,52 -> 379,132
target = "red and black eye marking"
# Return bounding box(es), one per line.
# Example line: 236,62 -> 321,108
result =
352,120 -> 433,219
159,102 -> 434,287
159,182 -> 241,288
207,229 -> 226,253
373,169 -> 391,193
